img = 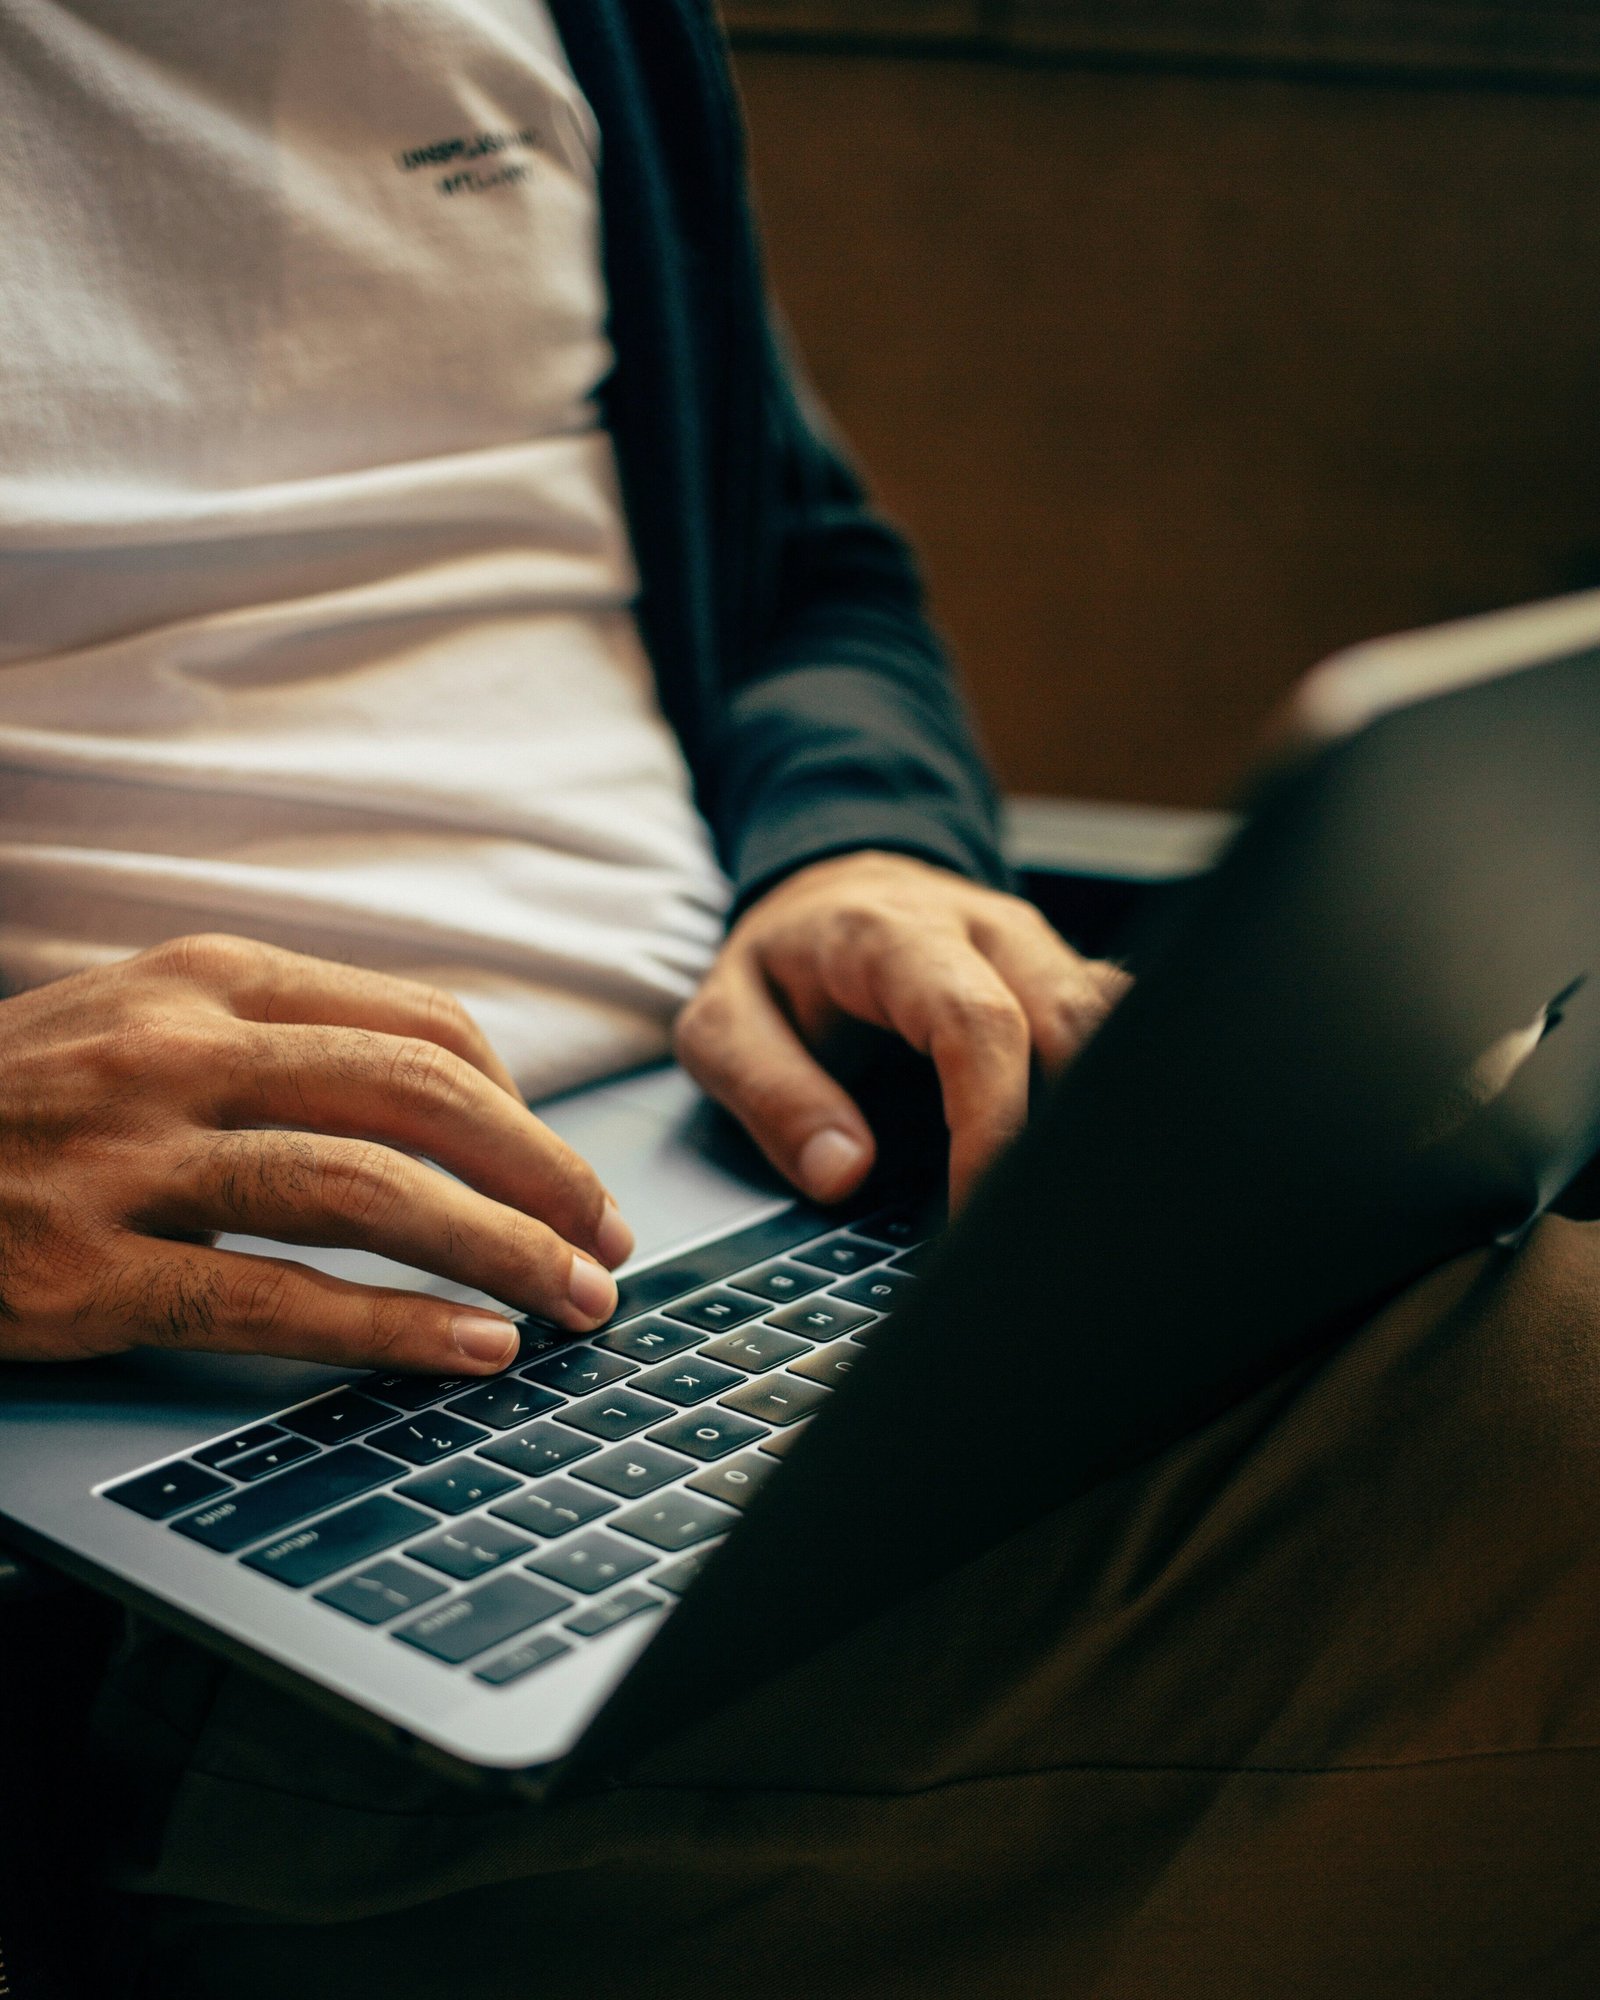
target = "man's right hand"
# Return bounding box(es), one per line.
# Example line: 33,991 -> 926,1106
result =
0,935 -> 633,1373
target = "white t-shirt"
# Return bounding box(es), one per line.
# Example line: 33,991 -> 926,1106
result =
0,0 -> 731,1097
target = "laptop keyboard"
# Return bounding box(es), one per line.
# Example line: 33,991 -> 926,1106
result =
102,1204 -> 929,1689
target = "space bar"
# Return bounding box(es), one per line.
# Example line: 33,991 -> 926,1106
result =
170,1445 -> 400,1554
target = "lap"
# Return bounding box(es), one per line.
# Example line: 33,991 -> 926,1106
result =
98,1217 -> 1600,1998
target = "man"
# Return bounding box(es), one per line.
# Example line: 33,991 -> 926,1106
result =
0,0 -> 1121,1372
0,0 -> 1120,1977
8,8 -> 1600,1998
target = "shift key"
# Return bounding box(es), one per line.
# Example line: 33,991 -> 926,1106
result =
395,1571 -> 571,1665
171,1444 -> 399,1554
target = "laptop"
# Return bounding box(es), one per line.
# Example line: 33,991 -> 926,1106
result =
3,595 -> 1600,1798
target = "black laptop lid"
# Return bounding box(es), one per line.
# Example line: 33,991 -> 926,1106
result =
581,649 -> 1600,1773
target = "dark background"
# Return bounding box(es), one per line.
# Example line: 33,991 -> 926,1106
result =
724,2 -> 1600,806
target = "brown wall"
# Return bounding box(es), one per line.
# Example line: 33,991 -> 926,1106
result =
728,3 -> 1600,87
730,45 -> 1600,806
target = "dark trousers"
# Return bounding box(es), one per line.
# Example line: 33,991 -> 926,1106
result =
95,1216 -> 1600,1998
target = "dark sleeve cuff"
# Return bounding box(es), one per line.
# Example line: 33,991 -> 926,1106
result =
709,661 -> 1012,920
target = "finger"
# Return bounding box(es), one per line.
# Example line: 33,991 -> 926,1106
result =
100,1240 -> 528,1374
211,1023 -> 631,1266
969,912 -> 1131,1075
675,956 -> 877,1203
154,1130 -> 618,1333
150,934 -> 521,1097
812,928 -> 1031,1208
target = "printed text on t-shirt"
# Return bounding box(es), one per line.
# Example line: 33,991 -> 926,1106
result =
396,127 -> 539,197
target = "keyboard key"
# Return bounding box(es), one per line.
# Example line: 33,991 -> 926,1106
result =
395,1460 -> 522,1515
194,1425 -> 287,1473
891,1242 -> 935,1274
394,1572 -> 571,1665
107,1459 -> 230,1522
609,1256 -> 739,1325
787,1341 -> 860,1389
654,1546 -> 718,1596
557,1388 -> 674,1441
629,1356 -> 744,1406
612,1491 -> 735,1553
791,1233 -> 884,1278
574,1443 -> 692,1499
478,1420 -> 597,1478
523,1345 -> 636,1395
700,1324 -> 813,1373
564,1587 -> 661,1638
361,1372 -> 467,1412
445,1381 -> 563,1430
687,1451 -> 779,1511
830,1268 -> 916,1313
607,1208 -> 827,1322
663,1287 -> 767,1335
489,1477 -> 615,1538
280,1390 -> 394,1447
727,1259 -> 829,1306
315,1558 -> 447,1625
407,1516 -> 532,1581
719,1374 -> 831,1427
368,1411 -> 489,1466
171,1445 -> 399,1553
229,1436 -> 319,1481
475,1632 -> 572,1686
647,1409 -> 768,1461
764,1297 -> 873,1341
243,1495 -> 431,1588
759,1422 -> 812,1459
851,1206 -> 928,1248
593,1316 -> 700,1363
527,1528 -> 654,1595
510,1321 -> 575,1364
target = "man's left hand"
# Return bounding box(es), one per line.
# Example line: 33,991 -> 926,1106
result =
675,851 -> 1129,1210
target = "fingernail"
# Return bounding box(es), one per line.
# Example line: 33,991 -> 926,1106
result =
450,1311 -> 520,1370
595,1198 -> 635,1269
567,1252 -> 618,1326
797,1128 -> 868,1202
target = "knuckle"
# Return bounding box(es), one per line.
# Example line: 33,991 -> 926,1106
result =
942,986 -> 1029,1047
671,988 -> 701,1042
208,1129 -> 309,1218
387,1035 -> 468,1112
826,903 -> 892,961
5,1263 -> 85,1344
320,1143 -> 407,1227
121,1256 -> 228,1350
417,982 -> 478,1049
54,1255 -> 133,1358
538,1135 -> 602,1223
146,932 -> 257,988
362,1291 -> 419,1363
994,889 -> 1055,932
674,986 -> 731,1070
504,1211 -> 564,1288
221,1258 -> 296,1336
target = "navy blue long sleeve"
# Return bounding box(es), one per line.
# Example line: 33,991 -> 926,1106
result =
547,0 -> 1009,914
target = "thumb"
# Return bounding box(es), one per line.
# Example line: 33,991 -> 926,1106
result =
675,955 -> 877,1202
